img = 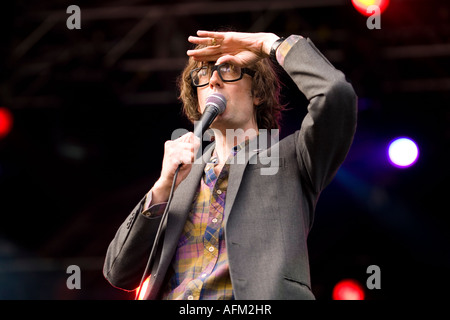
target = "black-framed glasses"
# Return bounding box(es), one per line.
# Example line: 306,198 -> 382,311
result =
190,63 -> 256,87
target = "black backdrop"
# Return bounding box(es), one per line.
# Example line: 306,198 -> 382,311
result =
0,0 -> 449,300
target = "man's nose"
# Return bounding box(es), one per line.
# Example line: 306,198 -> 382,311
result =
209,70 -> 223,88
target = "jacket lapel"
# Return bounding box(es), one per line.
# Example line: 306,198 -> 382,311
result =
224,133 -> 273,227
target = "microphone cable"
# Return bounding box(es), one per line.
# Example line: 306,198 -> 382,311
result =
135,164 -> 181,300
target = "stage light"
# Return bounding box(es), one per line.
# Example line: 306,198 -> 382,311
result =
136,276 -> 150,300
0,107 -> 13,139
352,0 -> 390,16
332,279 -> 365,300
388,137 -> 419,168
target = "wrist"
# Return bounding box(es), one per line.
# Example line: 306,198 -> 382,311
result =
261,33 -> 281,57
269,37 -> 286,63
152,177 -> 172,203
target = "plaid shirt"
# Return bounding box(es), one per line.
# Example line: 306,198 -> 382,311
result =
159,143 -> 248,300
144,142 -> 249,300
160,161 -> 231,299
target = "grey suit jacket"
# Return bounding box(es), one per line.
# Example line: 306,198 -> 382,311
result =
103,37 -> 357,300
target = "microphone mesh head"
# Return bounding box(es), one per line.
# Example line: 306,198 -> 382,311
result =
206,93 -> 227,114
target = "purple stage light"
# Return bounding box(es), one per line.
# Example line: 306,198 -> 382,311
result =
387,137 -> 419,168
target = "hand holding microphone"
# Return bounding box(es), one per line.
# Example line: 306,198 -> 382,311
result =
152,93 -> 226,204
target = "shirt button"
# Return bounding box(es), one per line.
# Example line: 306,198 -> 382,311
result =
142,210 -> 151,217
216,189 -> 222,195
187,295 -> 194,300
212,218 -> 218,223
208,246 -> 214,252
201,273 -> 207,278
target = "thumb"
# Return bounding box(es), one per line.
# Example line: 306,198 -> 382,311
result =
216,54 -> 238,66
190,133 -> 202,157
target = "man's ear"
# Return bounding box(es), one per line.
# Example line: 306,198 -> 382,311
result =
253,96 -> 262,106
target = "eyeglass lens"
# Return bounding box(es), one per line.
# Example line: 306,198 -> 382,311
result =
192,63 -> 242,86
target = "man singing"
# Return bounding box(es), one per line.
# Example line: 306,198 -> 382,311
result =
103,30 -> 357,300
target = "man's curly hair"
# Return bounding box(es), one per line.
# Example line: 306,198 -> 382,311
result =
177,44 -> 284,130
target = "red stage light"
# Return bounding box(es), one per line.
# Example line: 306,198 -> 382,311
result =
332,279 -> 365,300
135,276 -> 151,300
0,107 -> 13,139
352,0 -> 390,17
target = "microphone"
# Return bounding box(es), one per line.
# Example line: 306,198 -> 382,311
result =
193,93 -> 227,140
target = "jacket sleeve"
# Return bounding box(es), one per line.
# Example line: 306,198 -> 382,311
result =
282,37 -> 357,194
103,195 -> 163,291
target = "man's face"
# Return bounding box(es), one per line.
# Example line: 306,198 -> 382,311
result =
196,62 -> 259,132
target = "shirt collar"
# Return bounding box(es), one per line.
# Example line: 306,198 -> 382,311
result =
208,137 -> 254,166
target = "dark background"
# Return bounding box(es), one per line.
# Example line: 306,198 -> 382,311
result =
0,0 -> 449,300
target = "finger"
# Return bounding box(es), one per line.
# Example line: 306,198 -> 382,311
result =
187,44 -> 222,55
176,132 -> 194,142
183,134 -> 195,154
191,134 -> 201,155
216,54 -> 239,65
180,136 -> 198,154
188,36 -> 208,45
187,48 -> 222,62
175,142 -> 195,158
170,149 -> 191,167
179,149 -> 195,165
196,30 -> 225,39
188,36 -> 221,47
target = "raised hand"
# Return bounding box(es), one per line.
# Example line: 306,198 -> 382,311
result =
187,30 -> 280,67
